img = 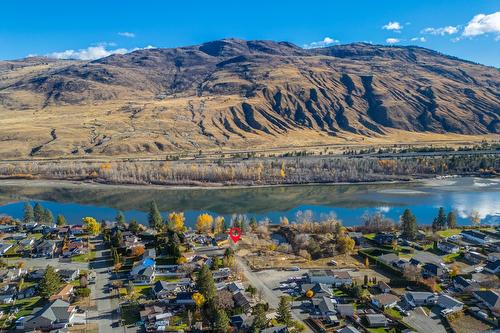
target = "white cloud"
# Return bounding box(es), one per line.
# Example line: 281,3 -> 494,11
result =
46,45 -> 155,60
462,12 -> 500,38
382,21 -> 403,32
385,38 -> 400,44
410,37 -> 427,42
303,37 -> 339,49
118,32 -> 136,38
421,26 -> 459,36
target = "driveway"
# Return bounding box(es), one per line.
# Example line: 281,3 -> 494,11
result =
403,307 -> 447,333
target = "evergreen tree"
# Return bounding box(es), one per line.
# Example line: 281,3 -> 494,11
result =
43,208 -> 54,225
148,201 -> 163,231
33,203 -> 44,223
276,296 -> 292,326
433,207 -> 447,231
196,265 -> 217,301
23,203 -> 34,223
38,265 -> 61,299
115,211 -> 126,226
249,217 -> 258,232
214,309 -> 230,333
447,211 -> 457,229
129,220 -> 140,234
401,208 -> 417,240
251,306 -> 268,333
56,214 -> 66,226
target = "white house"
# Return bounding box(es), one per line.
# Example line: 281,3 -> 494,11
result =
461,230 -> 492,244
308,270 -> 352,286
437,294 -> 463,315
437,241 -> 460,254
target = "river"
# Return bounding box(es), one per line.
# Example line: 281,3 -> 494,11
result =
0,177 -> 498,227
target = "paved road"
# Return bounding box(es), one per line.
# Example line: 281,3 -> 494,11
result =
88,237 -> 123,333
236,257 -> 313,333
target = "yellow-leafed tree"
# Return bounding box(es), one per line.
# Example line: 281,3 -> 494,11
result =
196,213 -> 214,234
192,292 -> 206,308
82,217 -> 100,236
168,212 -> 186,232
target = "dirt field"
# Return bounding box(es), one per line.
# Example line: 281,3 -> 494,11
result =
448,314 -> 494,333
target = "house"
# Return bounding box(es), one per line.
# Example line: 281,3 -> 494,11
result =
175,292 -> 195,305
487,252 -> 500,262
227,281 -> 245,293
318,296 -> 337,318
0,291 -> 14,304
0,267 -> 26,282
10,233 -> 27,241
393,259 -> 409,269
404,292 -> 438,307
453,276 -> 477,292
377,281 -> 391,293
473,290 -> 500,314
213,233 -> 229,247
308,270 -> 352,286
35,240 -> 56,257
19,299 -> 82,330
57,269 -> 79,282
374,233 -> 396,246
422,263 -> 445,278
28,268 -> 46,280
378,253 -> 399,266
49,284 -> 74,302
230,314 -> 254,330
233,291 -> 253,312
461,230 -> 492,244
130,257 -> 156,284
139,305 -> 168,323
484,260 -> 500,274
336,303 -> 355,318
301,283 -> 332,298
212,267 -> 231,281
437,241 -> 460,254
17,286 -> 37,299
365,314 -> 388,328
261,326 -> 289,333
371,293 -> 400,309
464,251 -> 488,264
152,280 -> 181,299
437,294 -> 463,314
70,225 -> 85,235
347,232 -> 364,245
338,326 -> 361,333
0,243 -> 13,255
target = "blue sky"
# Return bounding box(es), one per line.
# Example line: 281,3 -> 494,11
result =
1,0 -> 499,66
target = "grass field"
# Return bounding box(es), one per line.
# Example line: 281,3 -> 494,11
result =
72,250 -> 96,263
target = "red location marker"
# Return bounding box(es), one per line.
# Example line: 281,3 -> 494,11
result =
229,227 -> 242,244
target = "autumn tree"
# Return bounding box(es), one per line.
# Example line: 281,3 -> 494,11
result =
131,245 -> 145,257
39,265 -> 61,299
56,214 -> 66,226
148,201 -> 163,231
192,292 -> 206,308
196,213 -> 214,234
23,203 -> 34,223
336,235 -> 355,255
447,211 -> 457,229
83,217 -> 100,236
470,210 -> 481,226
401,209 -> 417,240
213,216 -> 225,234
167,212 -> 185,232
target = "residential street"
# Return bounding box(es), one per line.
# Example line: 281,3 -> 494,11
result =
88,237 -> 124,333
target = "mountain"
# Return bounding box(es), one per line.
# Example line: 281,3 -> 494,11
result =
0,39 -> 498,158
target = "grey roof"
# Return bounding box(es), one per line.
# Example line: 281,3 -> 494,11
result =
437,294 -> 463,309
406,291 -> 436,302
261,325 -> 288,333
485,260 -> 500,271
153,280 -> 176,294
29,299 -> 72,322
453,276 -> 472,288
338,326 -> 361,333
318,296 -> 336,314
366,314 -> 388,325
378,253 -> 399,264
336,303 -> 355,316
474,290 -> 500,309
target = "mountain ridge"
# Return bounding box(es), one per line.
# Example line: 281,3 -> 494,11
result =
0,39 -> 498,158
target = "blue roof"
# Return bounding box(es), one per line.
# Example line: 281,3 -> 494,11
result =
143,258 -> 155,267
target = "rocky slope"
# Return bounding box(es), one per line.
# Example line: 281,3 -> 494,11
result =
0,39 -> 498,158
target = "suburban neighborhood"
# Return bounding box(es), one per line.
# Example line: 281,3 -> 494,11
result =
0,202 -> 498,333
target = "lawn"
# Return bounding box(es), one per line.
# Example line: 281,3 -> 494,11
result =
443,252 -> 461,263
71,251 -> 96,263
133,285 -> 151,297
332,288 -> 347,297
368,328 -> 390,333
364,233 -> 376,240
0,296 -> 44,329
436,229 -> 462,238
154,276 -> 179,282
384,307 -> 402,319
120,303 -> 141,326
